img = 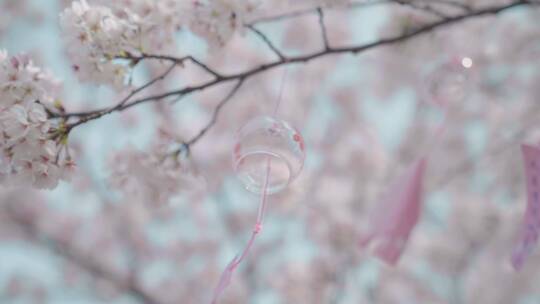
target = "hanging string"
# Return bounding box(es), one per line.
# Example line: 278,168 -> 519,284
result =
211,68 -> 289,304
272,68 -> 289,117
257,68 -> 289,229
423,102 -> 450,158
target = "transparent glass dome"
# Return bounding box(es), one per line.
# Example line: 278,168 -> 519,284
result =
424,57 -> 472,106
233,116 -> 305,195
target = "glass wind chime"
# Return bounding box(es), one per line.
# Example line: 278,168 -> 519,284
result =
211,75 -> 305,303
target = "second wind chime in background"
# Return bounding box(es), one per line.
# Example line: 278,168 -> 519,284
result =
211,70 -> 305,303
359,56 -> 472,265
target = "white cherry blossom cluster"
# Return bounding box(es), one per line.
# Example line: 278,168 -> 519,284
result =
189,0 -> 259,49
0,51 -> 75,189
60,0 -> 141,87
59,0 -> 260,87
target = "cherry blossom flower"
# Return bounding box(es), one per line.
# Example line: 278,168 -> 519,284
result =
60,0 -> 140,87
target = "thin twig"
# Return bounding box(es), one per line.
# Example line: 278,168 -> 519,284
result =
433,0 -> 472,12
247,25 -> 286,60
117,62 -> 177,109
393,0 -> 450,18
184,79 -> 245,150
316,8 -> 331,50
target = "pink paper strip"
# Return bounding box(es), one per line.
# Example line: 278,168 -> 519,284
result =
511,144 -> 540,270
359,157 -> 427,265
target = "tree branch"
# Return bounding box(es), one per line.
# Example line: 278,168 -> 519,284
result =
118,62 -> 177,109
392,0 -> 450,18
121,53 -> 224,79
63,0 -> 538,147
247,25 -> 286,60
181,79 -> 245,153
316,8 -> 331,50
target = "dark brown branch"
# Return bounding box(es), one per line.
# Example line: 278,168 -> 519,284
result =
316,8 -> 331,50
247,25 -> 286,60
63,0 -> 537,144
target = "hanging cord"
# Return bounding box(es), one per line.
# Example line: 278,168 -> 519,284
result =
211,68 -> 289,304
422,103 -> 449,159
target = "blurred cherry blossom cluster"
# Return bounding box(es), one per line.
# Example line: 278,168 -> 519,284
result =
1,0 -> 540,303
0,51 -> 74,189
0,0 -> 41,37
109,130 -> 204,208
190,0 -> 259,48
